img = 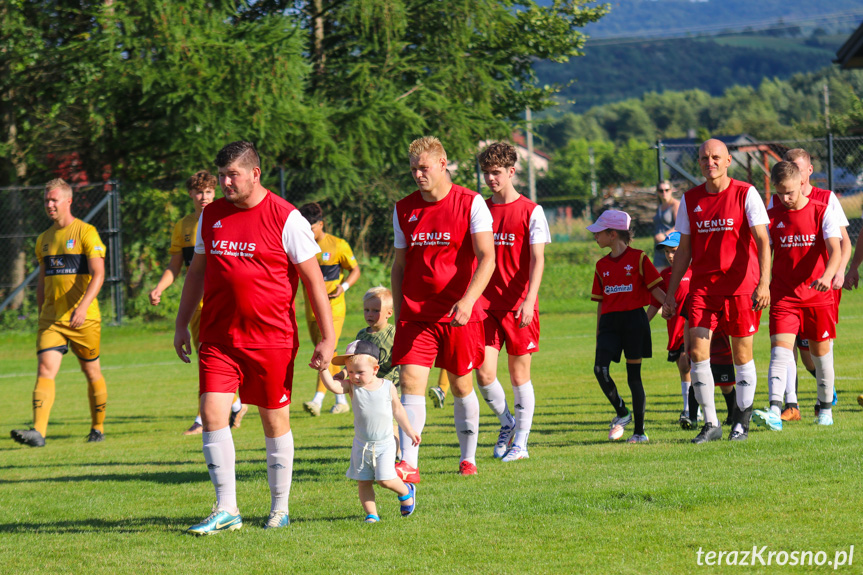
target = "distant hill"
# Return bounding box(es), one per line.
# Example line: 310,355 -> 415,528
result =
574,0 -> 862,39
535,34 -> 848,114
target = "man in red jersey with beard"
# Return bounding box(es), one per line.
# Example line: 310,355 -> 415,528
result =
474,142 -> 550,463
174,141 -> 335,534
662,139 -> 771,443
391,136 -> 495,480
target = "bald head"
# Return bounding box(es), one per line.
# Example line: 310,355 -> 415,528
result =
698,138 -> 732,184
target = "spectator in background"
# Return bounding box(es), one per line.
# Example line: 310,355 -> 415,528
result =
653,180 -> 679,270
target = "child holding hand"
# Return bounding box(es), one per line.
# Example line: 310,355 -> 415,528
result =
319,340 -> 420,522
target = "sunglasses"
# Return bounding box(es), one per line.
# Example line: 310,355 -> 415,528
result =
658,188 -> 671,192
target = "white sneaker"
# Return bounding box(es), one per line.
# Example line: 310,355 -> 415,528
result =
493,423 -> 516,459
608,412 -> 632,441
626,434 -> 649,444
303,401 -> 321,417
501,445 -> 529,462
330,403 -> 350,415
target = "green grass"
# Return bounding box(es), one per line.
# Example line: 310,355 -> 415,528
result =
2,245 -> 863,574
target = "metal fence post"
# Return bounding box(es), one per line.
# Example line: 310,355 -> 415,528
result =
827,133 -> 834,193
109,181 -> 124,325
656,139 -> 664,183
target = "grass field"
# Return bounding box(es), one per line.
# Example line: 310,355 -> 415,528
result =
2,242 -> 863,574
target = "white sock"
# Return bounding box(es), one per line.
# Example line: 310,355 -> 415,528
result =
812,350 -> 835,406
690,360 -> 718,426
478,378 -> 513,427
768,347 -> 793,405
512,381 -> 535,449
194,414 -> 202,425
681,380 -> 691,413
784,354 -> 798,404
735,360 -> 757,410
453,391 -> 479,464
231,398 -> 242,413
202,427 -> 237,512
334,394 -> 348,405
770,404 -> 782,416
399,395 -> 426,468
265,431 -> 293,513
311,392 -> 325,405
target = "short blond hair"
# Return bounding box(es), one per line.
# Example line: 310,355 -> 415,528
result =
771,161 -> 801,185
784,148 -> 811,165
346,353 -> 379,368
364,286 -> 393,310
45,178 -> 72,198
408,136 -> 446,161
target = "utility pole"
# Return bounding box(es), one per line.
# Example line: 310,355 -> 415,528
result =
526,107 -> 536,203
824,83 -> 831,132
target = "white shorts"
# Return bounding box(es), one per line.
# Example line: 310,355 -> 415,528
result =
346,437 -> 397,481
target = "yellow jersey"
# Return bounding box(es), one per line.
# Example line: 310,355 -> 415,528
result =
304,233 -> 357,320
169,213 -> 204,311
36,219 -> 106,323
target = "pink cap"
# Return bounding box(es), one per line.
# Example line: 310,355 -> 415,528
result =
586,210 -> 631,233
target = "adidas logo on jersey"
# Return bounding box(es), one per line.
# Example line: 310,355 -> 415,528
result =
408,214 -> 418,222
776,221 -> 785,228
527,342 -> 536,350
822,331 -> 830,338
466,362 -> 473,370
213,220 -> 223,228
749,325 -> 756,333
693,205 -> 703,212
280,394 -> 288,403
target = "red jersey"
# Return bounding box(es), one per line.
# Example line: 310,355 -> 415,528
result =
661,267 -> 691,350
196,193 -> 319,348
680,179 -> 768,296
481,196 -> 550,311
393,184 -> 492,322
768,199 -> 838,307
591,247 -> 662,314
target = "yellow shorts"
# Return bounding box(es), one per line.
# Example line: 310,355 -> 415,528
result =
190,306 -> 202,351
37,319 -> 101,361
307,315 -> 345,346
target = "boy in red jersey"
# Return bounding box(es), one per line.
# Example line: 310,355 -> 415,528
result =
590,210 -> 666,443
174,141 -> 335,534
474,142 -> 550,462
662,139 -> 771,443
650,232 -> 693,427
391,136 -> 495,480
753,162 -> 841,431
776,149 -> 849,418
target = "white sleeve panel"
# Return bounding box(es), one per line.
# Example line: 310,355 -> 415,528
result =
195,213 -> 205,254
676,196 -> 690,235
529,205 -> 551,244
283,210 -> 321,264
745,187 -> 770,227
393,207 -> 407,249
827,193 -> 850,227
470,195 -> 494,234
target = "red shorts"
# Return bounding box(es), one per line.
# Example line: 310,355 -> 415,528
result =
391,320 -> 485,376
833,287 -> 842,325
483,309 -> 540,356
199,343 -> 297,409
689,293 -> 762,338
770,303 -> 835,342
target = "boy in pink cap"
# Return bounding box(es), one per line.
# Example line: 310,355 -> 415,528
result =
589,210 -> 666,443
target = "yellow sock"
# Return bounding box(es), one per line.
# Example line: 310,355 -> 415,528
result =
438,370 -> 451,396
87,377 -> 108,432
33,377 -> 56,437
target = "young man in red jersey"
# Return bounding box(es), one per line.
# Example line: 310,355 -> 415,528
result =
753,161 -> 841,431
662,139 -> 771,443
391,136 -> 495,479
474,142 -> 550,462
772,149 -> 849,419
174,141 -> 335,534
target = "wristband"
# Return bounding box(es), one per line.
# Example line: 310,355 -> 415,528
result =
341,282 -> 350,293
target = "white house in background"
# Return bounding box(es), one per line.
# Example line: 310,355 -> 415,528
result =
449,133 -> 551,188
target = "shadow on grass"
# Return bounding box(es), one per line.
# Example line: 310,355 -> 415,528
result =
0,516 -> 199,534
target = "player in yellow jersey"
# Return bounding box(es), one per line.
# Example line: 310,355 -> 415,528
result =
11,179 -> 108,447
299,203 -> 361,416
150,171 -> 247,434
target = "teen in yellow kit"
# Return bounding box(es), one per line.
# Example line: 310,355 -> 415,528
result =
298,202 -> 361,416
12,179 -> 108,447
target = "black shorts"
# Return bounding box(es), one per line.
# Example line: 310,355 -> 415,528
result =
667,343 -> 685,363
596,308 -> 652,365
712,363 -> 735,386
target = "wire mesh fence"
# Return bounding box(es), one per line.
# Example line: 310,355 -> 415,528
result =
1,134 -> 861,324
